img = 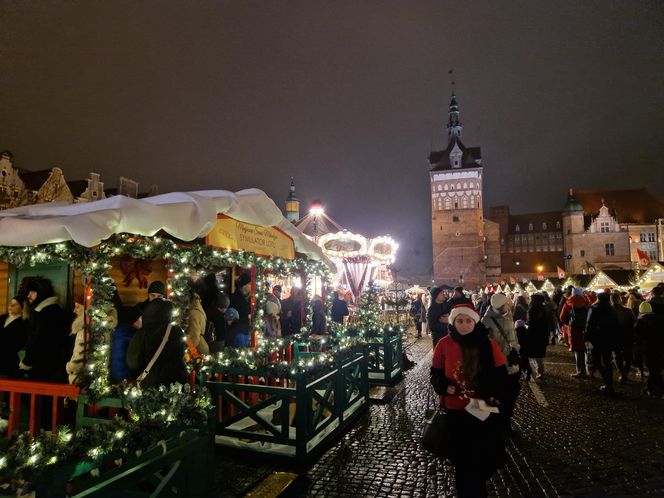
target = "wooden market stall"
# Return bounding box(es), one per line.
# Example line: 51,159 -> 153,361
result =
0,189 -> 349,491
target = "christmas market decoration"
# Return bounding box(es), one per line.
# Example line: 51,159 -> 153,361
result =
0,189 -> 404,473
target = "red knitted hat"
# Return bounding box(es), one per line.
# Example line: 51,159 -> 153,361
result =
449,303 -> 480,324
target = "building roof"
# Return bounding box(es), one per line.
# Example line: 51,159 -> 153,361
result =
67,180 -> 88,198
429,137 -> 482,172
17,168 -> 51,191
574,189 -> 664,224
601,269 -> 644,287
507,211 -> 562,234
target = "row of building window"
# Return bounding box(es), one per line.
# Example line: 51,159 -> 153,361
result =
514,221 -> 561,232
435,182 -> 477,192
436,197 -> 481,210
640,232 -> 656,242
507,244 -> 564,253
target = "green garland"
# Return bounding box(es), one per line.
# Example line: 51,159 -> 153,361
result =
0,383 -> 211,483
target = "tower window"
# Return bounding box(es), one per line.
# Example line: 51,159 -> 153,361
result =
542,222 -> 547,230
515,224 -> 520,232
580,250 -> 585,257
453,215 -> 460,222
454,201 -> 458,209
456,183 -> 461,190
528,223 -> 534,231
444,184 -> 449,191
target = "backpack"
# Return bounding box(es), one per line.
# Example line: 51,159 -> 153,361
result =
569,306 -> 588,330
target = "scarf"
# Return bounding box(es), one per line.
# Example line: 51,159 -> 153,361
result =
450,322 -> 497,400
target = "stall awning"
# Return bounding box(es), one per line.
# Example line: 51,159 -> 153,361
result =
0,189 -> 334,269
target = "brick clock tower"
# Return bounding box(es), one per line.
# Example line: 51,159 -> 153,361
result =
429,93 -> 492,289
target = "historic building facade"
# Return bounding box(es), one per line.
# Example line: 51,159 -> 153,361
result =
489,188 -> 664,279
0,150 -> 144,210
429,94 -> 500,288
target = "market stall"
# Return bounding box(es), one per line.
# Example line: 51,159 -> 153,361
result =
0,189 -> 348,487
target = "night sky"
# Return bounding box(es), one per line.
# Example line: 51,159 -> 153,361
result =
1,1 -> 663,278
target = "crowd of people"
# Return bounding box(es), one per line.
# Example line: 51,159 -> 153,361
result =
0,272 -> 334,391
422,282 -> 664,497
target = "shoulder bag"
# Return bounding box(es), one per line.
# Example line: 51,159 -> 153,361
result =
136,324 -> 172,386
421,383 -> 451,457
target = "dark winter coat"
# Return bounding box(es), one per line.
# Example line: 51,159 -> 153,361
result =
560,295 -> 590,352
0,314 -> 28,378
649,296 -> 664,317
513,303 -> 528,323
23,296 -> 69,382
281,296 -> 302,335
126,301 -> 188,388
585,301 -> 621,351
427,300 -> 451,341
312,300 -> 326,334
229,290 -> 251,331
330,297 -> 349,324
525,304 -> 550,358
634,312 -> 664,361
612,304 -> 635,352
110,323 -> 136,383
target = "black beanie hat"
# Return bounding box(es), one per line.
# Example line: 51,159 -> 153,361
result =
147,280 -> 166,295
142,299 -> 173,326
236,273 -> 251,288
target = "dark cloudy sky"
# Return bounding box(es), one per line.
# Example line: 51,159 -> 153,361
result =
1,1 -> 663,276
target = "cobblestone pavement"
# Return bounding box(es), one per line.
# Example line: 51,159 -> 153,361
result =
215,332 -> 664,497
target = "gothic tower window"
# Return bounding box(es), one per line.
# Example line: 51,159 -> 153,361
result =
542,222 -> 547,230
515,224 -> 520,232
462,197 -> 468,209
528,223 -> 534,231
444,198 -> 451,210
444,184 -> 449,191
456,183 -> 461,190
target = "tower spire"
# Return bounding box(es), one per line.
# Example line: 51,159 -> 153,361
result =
285,177 -> 300,223
446,73 -> 462,143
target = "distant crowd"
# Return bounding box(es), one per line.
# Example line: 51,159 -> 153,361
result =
419,283 -> 663,497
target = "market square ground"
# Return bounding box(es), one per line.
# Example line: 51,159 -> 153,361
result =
215,332 -> 664,497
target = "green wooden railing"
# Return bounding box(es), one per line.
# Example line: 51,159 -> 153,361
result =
34,425 -> 214,498
365,330 -> 403,385
205,347 -> 368,462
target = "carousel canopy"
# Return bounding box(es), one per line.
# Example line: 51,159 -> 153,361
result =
0,189 -> 334,269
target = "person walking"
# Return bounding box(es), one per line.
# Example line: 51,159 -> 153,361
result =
560,288 -> 590,378
427,287 -> 451,348
525,294 -> 550,380
409,294 -> 425,338
481,293 -> 520,434
634,302 -> 664,397
611,290 -> 635,384
431,303 -> 507,498
330,291 -> 349,325
585,290 -> 621,395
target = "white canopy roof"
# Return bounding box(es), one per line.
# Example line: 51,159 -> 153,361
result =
0,189 -> 333,268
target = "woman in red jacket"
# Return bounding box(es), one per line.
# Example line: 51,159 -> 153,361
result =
431,303 -> 508,498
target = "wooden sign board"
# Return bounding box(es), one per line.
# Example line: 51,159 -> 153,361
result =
206,215 -> 295,260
